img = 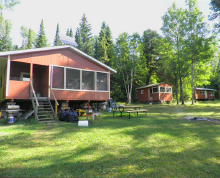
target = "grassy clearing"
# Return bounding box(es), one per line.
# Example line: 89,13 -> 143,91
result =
0,100 -> 220,177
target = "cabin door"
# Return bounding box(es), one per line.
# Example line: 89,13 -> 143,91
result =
33,64 -> 49,97
149,88 -> 153,100
205,91 -> 207,99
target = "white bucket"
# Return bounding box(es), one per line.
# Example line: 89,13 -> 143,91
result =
108,108 -> 112,112
7,116 -> 14,124
78,120 -> 88,127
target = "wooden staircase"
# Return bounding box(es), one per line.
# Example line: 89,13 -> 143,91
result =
30,82 -> 59,123
31,97 -> 57,123
36,98 -> 57,123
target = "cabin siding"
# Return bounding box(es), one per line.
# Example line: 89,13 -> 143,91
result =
196,90 -> 206,100
50,90 -> 109,101
152,93 -> 159,101
137,88 -> 149,102
160,93 -> 172,101
160,83 -> 170,87
10,49 -> 108,72
8,80 -> 30,99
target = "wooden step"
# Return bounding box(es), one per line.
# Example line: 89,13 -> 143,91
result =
38,114 -> 54,117
38,106 -> 51,108
38,111 -> 53,113
38,117 -> 55,120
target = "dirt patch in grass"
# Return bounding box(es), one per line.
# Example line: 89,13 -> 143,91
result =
180,116 -> 220,124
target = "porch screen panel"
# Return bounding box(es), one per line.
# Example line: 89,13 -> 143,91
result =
82,71 -> 94,90
66,68 -> 80,89
97,72 -> 107,91
52,67 -> 64,89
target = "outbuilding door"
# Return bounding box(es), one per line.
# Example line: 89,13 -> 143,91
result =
149,88 -> 153,100
205,91 -> 207,99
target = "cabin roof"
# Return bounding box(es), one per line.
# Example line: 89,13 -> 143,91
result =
0,45 -> 117,74
136,82 -> 166,89
194,88 -> 216,91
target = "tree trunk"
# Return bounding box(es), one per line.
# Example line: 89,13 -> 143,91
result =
191,59 -> 194,105
175,78 -> 179,105
177,35 -> 184,105
180,76 -> 184,105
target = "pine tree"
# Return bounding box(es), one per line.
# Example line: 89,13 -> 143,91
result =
69,28 -> 73,37
66,28 -> 70,36
94,22 -> 114,65
20,26 -> 28,49
35,19 -> 48,48
54,23 -> 62,46
75,14 -> 93,56
27,28 -> 33,49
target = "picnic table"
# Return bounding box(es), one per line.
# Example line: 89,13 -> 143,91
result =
113,105 -> 147,118
118,105 -> 142,111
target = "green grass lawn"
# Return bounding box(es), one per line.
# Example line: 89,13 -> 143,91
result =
1,100 -> 220,177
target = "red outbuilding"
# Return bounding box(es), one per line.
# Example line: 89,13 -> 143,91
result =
0,46 -> 116,121
137,82 -> 172,103
194,88 -> 215,100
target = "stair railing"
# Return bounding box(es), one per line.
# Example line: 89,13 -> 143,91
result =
49,85 -> 59,117
30,82 -> 39,121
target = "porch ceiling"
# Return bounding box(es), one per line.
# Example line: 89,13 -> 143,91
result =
0,57 -> 7,75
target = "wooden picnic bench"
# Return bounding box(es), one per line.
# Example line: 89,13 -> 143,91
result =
113,109 -> 148,118
113,109 -> 133,117
126,109 -> 148,118
118,106 -> 142,111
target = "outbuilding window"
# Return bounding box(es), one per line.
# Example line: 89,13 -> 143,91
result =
210,91 -> 214,96
160,87 -> 165,93
160,87 -> 172,93
153,87 -> 158,93
141,90 -> 144,94
200,91 -> 205,95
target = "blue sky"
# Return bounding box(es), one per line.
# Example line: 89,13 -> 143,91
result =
4,0 -> 216,47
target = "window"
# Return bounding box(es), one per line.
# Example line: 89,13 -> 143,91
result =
20,72 -> 30,82
160,87 -> 172,93
52,67 -> 64,89
52,66 -> 109,92
200,91 -> 205,95
153,87 -> 158,93
82,71 -> 95,90
97,72 -> 107,91
66,68 -> 80,89
141,90 -> 144,94
160,87 -> 165,93
210,91 -> 214,96
166,87 -> 172,93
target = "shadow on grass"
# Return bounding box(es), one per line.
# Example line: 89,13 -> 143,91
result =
1,137 -> 220,177
1,104 -> 220,177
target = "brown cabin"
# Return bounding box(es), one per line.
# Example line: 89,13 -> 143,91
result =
0,46 -> 116,121
194,88 -> 215,100
137,82 -> 172,103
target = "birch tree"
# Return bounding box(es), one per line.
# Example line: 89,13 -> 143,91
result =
161,3 -> 187,104
114,32 -> 140,103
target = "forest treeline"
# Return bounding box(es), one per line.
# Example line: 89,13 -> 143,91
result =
1,0 -> 220,104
